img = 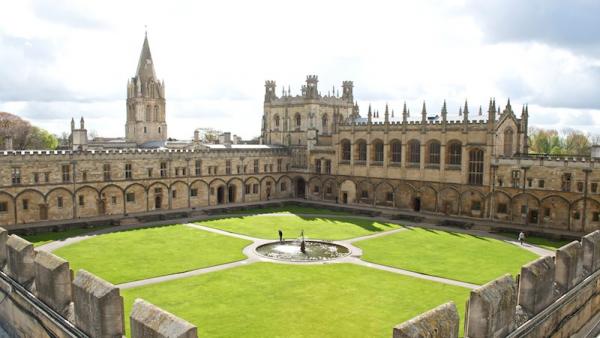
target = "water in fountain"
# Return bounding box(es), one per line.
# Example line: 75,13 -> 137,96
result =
255,230 -> 350,262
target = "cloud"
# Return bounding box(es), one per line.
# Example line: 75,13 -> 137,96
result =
31,0 -> 107,29
463,0 -> 600,53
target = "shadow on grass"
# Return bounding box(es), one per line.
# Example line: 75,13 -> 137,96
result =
199,214 -> 400,233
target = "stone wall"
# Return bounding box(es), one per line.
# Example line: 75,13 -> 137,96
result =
393,230 -> 600,338
0,227 -> 198,338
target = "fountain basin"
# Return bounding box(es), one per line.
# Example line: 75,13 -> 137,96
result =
255,240 -> 350,262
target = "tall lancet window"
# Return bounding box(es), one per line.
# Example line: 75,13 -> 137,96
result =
154,106 -> 160,121
503,128 -> 513,157
322,114 -> 328,133
145,105 -> 151,121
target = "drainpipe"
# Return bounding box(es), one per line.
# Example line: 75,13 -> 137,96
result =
521,166 -> 529,226
583,168 -> 591,231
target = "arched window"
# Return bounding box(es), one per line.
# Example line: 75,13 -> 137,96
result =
447,141 -> 462,166
468,149 -> 484,185
504,128 -> 514,157
274,114 -> 280,128
322,114 -> 328,132
295,113 -> 301,128
390,140 -> 402,163
408,140 -> 420,165
154,106 -> 160,121
145,105 -> 151,121
356,140 -> 367,162
372,140 -> 384,163
158,127 -> 161,134
341,140 -> 351,161
427,141 -> 441,165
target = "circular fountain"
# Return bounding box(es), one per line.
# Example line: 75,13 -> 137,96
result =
255,239 -> 351,262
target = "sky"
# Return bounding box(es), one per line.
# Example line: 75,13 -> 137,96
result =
0,0 -> 599,140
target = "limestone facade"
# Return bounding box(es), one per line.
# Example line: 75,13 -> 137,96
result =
1,34 -> 599,234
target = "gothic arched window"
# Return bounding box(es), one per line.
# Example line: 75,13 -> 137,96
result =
390,140 -> 402,163
274,114 -> 280,128
468,148 -> 484,185
372,139 -> 384,163
408,140 -> 420,165
341,139 -> 351,161
504,128 -> 514,157
355,139 -> 367,162
427,140 -> 441,165
322,114 -> 328,133
145,105 -> 151,122
447,141 -> 462,166
154,106 -> 160,121
295,113 -> 301,128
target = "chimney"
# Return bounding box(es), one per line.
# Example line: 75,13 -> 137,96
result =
4,136 -> 13,150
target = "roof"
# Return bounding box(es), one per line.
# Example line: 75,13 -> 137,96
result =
135,33 -> 156,83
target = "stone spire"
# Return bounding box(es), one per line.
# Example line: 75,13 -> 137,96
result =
71,118 -> 75,131
504,98 -> 512,114
463,100 -> 469,122
384,104 -> 390,123
421,101 -> 427,123
80,117 -> 85,129
478,105 -> 483,116
441,100 -> 447,122
368,104 -> 373,123
402,102 -> 408,123
135,32 -> 157,84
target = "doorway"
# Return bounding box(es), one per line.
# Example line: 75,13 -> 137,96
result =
217,186 -> 225,204
228,185 -> 236,203
295,178 -> 306,198
39,204 -> 48,220
413,197 -> 421,212
529,209 -> 539,224
155,195 -> 162,209
342,192 -> 348,204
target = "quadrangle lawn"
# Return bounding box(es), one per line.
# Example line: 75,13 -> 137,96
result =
23,225 -> 111,247
122,263 -> 470,338
53,224 -> 251,284
198,215 -> 402,240
354,227 -> 539,285
227,205 -> 354,216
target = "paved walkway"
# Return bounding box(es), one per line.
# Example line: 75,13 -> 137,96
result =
38,211 -> 555,291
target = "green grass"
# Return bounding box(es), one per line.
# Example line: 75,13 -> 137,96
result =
198,215 -> 402,240
523,236 -> 571,251
122,263 -> 470,338
494,231 -> 571,251
54,225 -> 251,284
227,205 -> 353,216
23,226 -> 111,247
355,228 -> 539,285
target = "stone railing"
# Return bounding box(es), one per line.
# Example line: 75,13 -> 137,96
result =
0,227 -> 197,338
393,230 -> 600,337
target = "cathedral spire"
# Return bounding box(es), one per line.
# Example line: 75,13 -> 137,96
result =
136,32 -> 156,83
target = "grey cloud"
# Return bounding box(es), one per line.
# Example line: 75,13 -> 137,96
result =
463,0 -> 600,53
31,0 -> 107,29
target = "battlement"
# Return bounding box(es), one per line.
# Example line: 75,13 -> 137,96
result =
0,227 -> 199,338
0,145 -> 290,160
394,230 -> 600,338
306,74 -> 319,82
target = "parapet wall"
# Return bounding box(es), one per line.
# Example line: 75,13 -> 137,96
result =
0,227 -> 198,338
394,230 -> 600,338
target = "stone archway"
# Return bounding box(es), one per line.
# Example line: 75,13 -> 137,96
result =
340,180 -> 356,204
228,185 -> 236,203
217,186 -> 226,204
295,177 -> 306,198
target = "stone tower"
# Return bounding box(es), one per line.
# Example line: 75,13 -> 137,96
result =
125,32 -> 167,146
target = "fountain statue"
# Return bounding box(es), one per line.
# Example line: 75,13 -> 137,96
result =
300,229 -> 306,254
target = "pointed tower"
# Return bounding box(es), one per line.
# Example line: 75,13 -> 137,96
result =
125,31 -> 167,146
384,104 -> 390,123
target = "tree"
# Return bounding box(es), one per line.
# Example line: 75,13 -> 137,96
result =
0,112 -> 58,150
528,127 -> 592,156
563,129 -> 590,156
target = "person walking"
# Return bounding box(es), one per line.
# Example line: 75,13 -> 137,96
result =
278,229 -> 283,242
518,231 -> 526,246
